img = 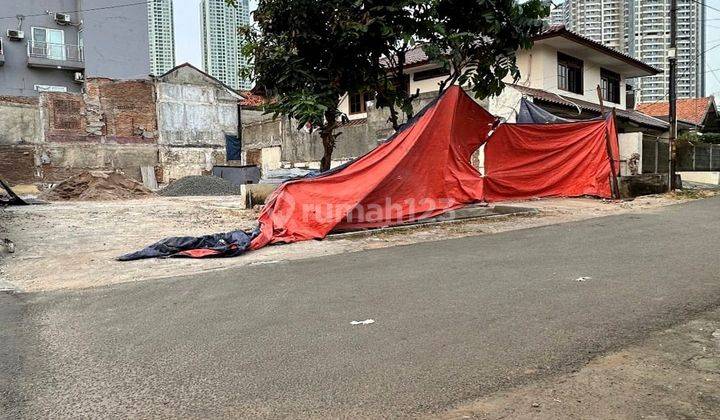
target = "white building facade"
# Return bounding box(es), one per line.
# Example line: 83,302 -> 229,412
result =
554,0 -> 705,103
148,0 -> 176,76
200,0 -> 252,91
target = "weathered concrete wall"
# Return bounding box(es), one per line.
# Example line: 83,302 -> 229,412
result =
0,78 -> 159,184
155,65 -> 239,182
0,97 -> 42,145
241,92 -> 442,169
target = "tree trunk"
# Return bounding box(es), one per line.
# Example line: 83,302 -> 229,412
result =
319,110 -> 338,172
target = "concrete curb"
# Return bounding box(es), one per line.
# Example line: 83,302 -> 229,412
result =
326,206 -> 539,240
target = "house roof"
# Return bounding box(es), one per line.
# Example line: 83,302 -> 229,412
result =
385,26 -> 660,77
156,62 -> 243,99
534,25 -> 661,77
636,97 -> 717,127
510,84 -> 669,130
239,91 -> 268,108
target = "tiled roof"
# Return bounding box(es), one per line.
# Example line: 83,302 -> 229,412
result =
510,84 -> 669,130
636,97 -> 716,127
239,91 -> 268,108
337,118 -> 367,128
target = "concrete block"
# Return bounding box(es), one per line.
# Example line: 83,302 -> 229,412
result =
677,171 -> 720,185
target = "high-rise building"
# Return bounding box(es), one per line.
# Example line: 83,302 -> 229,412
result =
628,0 -> 705,102
556,0 -> 705,103
563,0 -> 627,51
200,0 -> 252,91
548,1 -> 568,26
148,0 -> 176,75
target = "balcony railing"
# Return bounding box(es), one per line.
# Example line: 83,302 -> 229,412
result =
27,41 -> 84,62
26,41 -> 84,70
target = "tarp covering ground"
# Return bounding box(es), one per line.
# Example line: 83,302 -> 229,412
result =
118,86 -> 619,260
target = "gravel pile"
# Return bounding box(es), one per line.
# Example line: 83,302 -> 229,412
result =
159,175 -> 244,197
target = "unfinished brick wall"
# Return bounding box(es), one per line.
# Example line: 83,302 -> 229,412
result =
44,78 -> 157,143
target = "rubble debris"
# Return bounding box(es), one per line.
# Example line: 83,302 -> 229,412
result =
574,276 -> 592,282
159,175 -> 244,197
40,171 -> 154,201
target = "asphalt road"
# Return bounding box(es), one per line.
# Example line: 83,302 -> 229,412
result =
4,197 -> 720,418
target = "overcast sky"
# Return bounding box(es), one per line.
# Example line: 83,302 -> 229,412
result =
174,0 -> 720,97
173,0 -> 257,68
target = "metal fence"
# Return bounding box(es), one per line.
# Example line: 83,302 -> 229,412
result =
677,143 -> 720,171
27,41 -> 84,62
641,136 -> 669,174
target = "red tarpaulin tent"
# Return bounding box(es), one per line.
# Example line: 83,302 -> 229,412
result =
251,85 -> 497,249
118,86 -> 620,260
483,116 -> 619,201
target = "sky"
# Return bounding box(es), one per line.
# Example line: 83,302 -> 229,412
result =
174,0 -> 720,97
173,0 -> 257,68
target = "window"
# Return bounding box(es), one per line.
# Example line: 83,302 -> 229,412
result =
601,68 -> 621,103
31,27 -> 65,60
413,67 -> 451,82
557,52 -> 583,94
349,92 -> 371,114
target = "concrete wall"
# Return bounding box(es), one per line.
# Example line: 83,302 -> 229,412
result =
0,78 -> 158,184
155,64 -> 239,182
242,92 -> 443,170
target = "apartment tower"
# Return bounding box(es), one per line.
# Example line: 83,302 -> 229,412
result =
555,0 -> 705,102
148,0 -> 176,75
200,0 -> 251,90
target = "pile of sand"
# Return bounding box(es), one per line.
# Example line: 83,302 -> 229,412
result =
41,171 -> 154,201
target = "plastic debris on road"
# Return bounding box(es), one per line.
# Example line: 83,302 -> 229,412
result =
575,276 -> 592,282
350,319 -> 375,325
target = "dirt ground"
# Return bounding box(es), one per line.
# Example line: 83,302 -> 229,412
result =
0,191 -> 716,293
440,307 -> 720,419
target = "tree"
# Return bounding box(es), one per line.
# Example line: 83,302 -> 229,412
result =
428,0 -> 548,99
230,0 -> 392,171
230,0 -> 547,171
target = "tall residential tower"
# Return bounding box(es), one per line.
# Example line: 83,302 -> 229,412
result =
553,0 -> 705,103
200,0 -> 252,90
148,0 -> 176,75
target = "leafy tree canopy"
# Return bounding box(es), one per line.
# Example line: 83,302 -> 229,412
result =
228,0 -> 548,171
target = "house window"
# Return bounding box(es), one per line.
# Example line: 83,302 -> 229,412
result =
601,69 -> 621,104
413,67 -> 451,82
557,52 -> 583,94
349,92 -> 371,114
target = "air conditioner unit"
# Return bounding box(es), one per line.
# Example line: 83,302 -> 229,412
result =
54,13 -> 71,25
74,72 -> 85,83
6,29 -> 24,40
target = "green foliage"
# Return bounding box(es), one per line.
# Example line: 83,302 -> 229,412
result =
698,132 -> 720,144
226,0 -> 548,169
426,0 -> 549,99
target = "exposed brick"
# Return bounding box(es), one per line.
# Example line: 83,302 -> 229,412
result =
0,145 -> 37,184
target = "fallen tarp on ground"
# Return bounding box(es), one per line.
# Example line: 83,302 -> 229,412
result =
483,115 -> 619,201
117,229 -> 258,260
118,86 -> 620,260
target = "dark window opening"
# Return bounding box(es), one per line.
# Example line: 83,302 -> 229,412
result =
413,67 -> 450,82
601,68 -> 621,104
557,52 -> 583,94
349,92 -> 372,114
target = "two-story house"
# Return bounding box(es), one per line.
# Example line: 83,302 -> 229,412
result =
0,0 -> 150,97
